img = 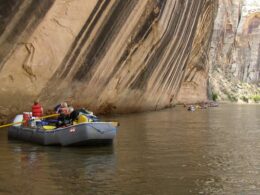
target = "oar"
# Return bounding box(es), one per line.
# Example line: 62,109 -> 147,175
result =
0,113 -> 60,129
39,113 -> 59,119
0,121 -> 25,128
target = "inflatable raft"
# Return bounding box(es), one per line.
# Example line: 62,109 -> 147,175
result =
8,114 -> 118,146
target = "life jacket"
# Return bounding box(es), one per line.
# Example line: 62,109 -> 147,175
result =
32,103 -> 43,117
73,114 -> 92,124
78,114 -> 89,123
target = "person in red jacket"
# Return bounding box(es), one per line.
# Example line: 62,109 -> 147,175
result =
32,100 -> 43,117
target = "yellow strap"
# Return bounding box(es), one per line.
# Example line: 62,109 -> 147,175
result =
43,125 -> 56,130
85,121 -> 119,127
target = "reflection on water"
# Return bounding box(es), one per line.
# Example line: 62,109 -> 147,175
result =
0,104 -> 259,194
0,141 -> 115,195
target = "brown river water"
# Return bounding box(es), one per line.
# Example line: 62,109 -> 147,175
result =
0,104 -> 259,194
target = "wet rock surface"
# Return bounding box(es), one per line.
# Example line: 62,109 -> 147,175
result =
0,0 -> 218,121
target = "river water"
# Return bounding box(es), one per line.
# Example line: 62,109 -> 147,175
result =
0,104 -> 259,194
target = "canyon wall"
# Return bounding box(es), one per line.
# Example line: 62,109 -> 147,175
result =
0,0 -> 218,120
209,0 -> 260,102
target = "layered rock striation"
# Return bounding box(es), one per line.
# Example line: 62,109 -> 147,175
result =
0,0 -> 218,120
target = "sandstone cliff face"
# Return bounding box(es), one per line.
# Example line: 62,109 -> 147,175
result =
209,0 -> 260,102
177,1 -> 218,104
0,0 -> 218,120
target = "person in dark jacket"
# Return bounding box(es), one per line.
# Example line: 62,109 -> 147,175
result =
55,102 -> 71,115
32,100 -> 43,117
55,102 -> 72,127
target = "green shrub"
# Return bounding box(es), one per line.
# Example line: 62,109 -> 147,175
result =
212,93 -> 218,101
241,96 -> 249,103
227,94 -> 238,102
251,95 -> 260,103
